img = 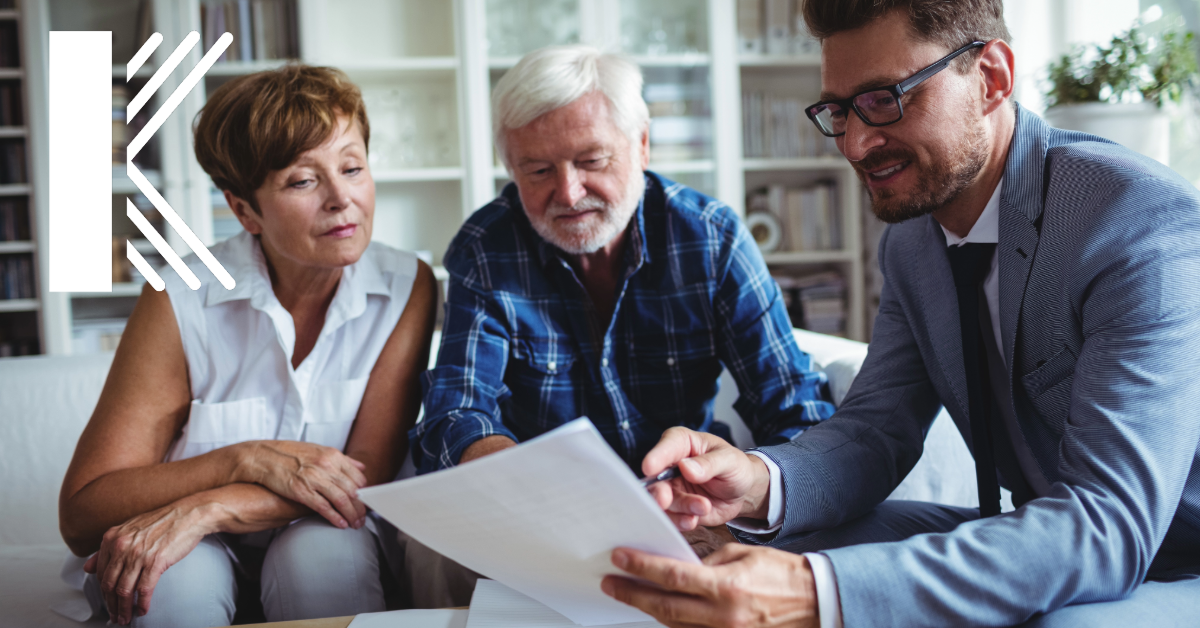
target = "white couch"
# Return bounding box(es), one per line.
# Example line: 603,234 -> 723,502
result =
0,330 -> 977,628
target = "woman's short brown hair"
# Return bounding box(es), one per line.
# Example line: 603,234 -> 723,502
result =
801,0 -> 1011,72
193,64 -> 370,212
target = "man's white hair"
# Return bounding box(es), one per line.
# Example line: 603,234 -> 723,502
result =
492,45 -> 650,168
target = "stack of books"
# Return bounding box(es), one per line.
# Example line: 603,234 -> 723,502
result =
0,81 -> 22,126
0,139 -> 25,184
774,271 -> 847,335
747,182 -> 841,252
201,0 -> 300,63
737,0 -> 819,56
0,254 -> 34,300
0,197 -> 29,241
645,82 -> 712,162
0,20 -> 18,68
742,91 -> 839,159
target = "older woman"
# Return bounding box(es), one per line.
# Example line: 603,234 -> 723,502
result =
58,65 -> 436,627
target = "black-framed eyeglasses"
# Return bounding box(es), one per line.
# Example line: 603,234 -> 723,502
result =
805,41 -> 987,138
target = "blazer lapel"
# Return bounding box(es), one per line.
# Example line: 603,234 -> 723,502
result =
915,215 -> 970,420
998,106 -> 1050,370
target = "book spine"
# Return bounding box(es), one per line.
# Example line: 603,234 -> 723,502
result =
238,0 -> 253,61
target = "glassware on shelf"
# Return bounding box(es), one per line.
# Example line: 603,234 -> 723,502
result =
485,0 -> 580,58
362,83 -> 460,170
620,0 -> 708,56
643,66 -> 713,161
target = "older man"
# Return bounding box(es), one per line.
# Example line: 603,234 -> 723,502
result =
602,1 -> 1200,627
411,45 -> 836,475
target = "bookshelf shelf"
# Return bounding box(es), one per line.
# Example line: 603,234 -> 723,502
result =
71,283 -> 145,298
373,167 -> 464,183
0,126 -> 25,138
205,60 -> 292,76
629,54 -> 712,67
743,158 -> 853,171
0,9 -> 19,20
650,160 -> 716,174
0,299 -> 39,313
114,64 -> 154,79
0,184 -> 29,196
739,54 -> 821,68
763,250 -> 856,265
337,57 -> 460,73
0,240 -> 34,254
0,68 -> 21,79
112,169 -> 162,195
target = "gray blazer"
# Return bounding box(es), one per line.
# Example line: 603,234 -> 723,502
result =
757,105 -> 1200,626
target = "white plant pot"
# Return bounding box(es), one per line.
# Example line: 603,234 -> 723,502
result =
1044,102 -> 1170,166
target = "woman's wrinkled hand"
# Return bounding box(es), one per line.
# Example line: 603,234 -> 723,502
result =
236,440 -> 369,529
83,499 -> 215,625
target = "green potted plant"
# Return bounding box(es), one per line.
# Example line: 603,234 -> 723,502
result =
1043,23 -> 1198,165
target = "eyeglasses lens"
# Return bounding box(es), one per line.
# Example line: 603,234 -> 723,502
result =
854,90 -> 902,125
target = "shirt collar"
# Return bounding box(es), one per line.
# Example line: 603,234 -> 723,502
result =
204,231 -> 391,317
942,177 -> 1003,248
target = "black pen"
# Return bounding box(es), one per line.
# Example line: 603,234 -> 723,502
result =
640,466 -> 681,488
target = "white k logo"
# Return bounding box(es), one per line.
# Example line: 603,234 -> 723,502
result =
49,30 -> 237,292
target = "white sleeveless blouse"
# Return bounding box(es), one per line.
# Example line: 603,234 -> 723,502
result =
163,231 -> 417,462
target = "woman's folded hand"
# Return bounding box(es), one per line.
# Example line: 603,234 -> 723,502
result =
234,440 -> 370,529
84,497 -> 217,625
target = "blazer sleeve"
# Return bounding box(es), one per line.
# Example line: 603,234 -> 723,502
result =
756,224 -> 945,533
791,177 -> 1200,627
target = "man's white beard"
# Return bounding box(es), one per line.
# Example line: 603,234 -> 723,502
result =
529,167 -> 646,256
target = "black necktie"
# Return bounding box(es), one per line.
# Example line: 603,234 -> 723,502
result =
946,242 -> 1002,517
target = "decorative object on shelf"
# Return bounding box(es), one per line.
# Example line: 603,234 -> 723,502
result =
746,211 -> 782,253
748,181 -> 840,252
620,0 -> 708,56
1044,22 -> 1197,165
738,0 -> 818,57
486,0 -> 579,58
201,0 -> 299,63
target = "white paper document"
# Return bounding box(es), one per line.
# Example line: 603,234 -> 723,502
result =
359,419 -> 698,626
465,579 -> 663,628
347,608 -> 469,628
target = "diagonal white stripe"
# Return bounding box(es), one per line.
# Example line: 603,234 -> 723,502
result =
127,32 -> 163,83
126,241 -> 165,291
126,198 -> 201,290
127,31 -> 196,119
128,163 -> 236,290
128,31 -> 232,162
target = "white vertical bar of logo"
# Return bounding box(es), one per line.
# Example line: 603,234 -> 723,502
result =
49,31 -> 112,292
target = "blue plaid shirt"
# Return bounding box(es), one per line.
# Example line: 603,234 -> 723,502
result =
412,172 -> 836,473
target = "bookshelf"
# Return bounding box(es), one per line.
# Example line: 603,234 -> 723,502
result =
0,0 -> 40,357
22,0 -> 871,355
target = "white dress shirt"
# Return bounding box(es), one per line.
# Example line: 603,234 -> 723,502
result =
163,230 -> 418,462
728,181 -> 1005,628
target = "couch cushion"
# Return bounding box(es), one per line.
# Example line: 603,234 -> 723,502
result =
0,544 -> 104,627
0,353 -> 114,546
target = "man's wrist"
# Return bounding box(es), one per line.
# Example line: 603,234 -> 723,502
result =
459,435 -> 518,464
740,452 -> 772,520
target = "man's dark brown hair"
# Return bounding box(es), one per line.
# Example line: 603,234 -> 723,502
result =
801,0 -> 1011,71
193,64 -> 370,214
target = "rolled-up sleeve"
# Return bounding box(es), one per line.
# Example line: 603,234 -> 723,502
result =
713,219 -> 836,445
410,275 -> 517,474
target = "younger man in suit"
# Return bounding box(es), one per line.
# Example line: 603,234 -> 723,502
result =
600,1 -> 1200,626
